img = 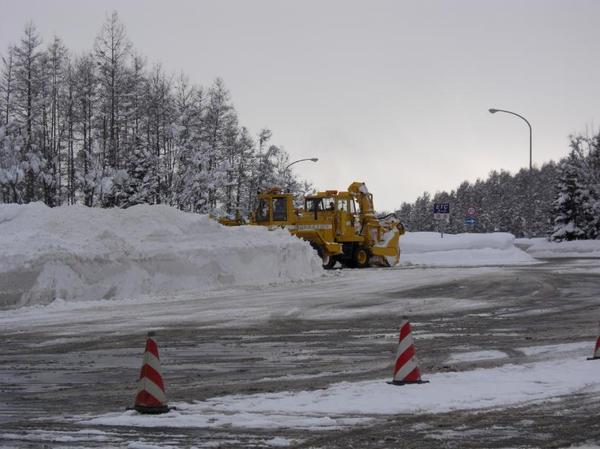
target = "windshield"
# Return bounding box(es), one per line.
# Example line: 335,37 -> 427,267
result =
305,197 -> 336,212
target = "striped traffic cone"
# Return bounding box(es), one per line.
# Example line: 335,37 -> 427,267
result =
587,335 -> 600,361
133,331 -> 171,414
389,319 -> 428,385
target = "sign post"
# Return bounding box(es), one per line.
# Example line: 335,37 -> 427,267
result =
433,203 -> 450,238
465,206 -> 477,231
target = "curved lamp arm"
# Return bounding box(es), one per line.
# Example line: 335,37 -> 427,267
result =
284,158 -> 318,172
489,108 -> 532,170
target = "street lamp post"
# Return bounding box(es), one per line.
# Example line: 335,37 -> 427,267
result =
489,108 -> 532,171
284,158 -> 318,189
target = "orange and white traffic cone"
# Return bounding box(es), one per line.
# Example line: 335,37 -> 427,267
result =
389,319 -> 428,385
133,331 -> 171,414
587,335 -> 600,361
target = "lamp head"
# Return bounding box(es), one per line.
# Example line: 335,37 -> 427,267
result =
489,108 -> 499,114
310,158 -> 318,162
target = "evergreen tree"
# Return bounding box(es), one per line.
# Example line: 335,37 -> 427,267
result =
587,136 -> 600,238
568,134 -> 600,239
551,151 -> 588,241
396,202 -> 413,230
123,144 -> 157,206
412,192 -> 434,231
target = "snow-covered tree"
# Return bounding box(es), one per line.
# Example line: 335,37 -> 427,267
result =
72,54 -> 102,206
172,79 -> 208,212
247,128 -> 273,212
232,126 -> 255,216
0,45 -> 16,126
0,121 -> 24,203
551,150 -> 590,241
561,133 -> 600,239
12,22 -> 45,203
39,36 -> 69,206
94,11 -> 131,205
586,137 -> 600,238
203,78 -> 236,211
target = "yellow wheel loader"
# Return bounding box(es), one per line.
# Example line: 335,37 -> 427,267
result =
251,182 -> 405,268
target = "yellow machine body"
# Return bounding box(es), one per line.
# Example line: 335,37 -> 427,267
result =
251,183 -> 405,268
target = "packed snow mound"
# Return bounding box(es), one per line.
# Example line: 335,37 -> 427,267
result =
0,203 -> 323,309
516,237 -> 600,258
400,232 -> 536,266
82,355 -> 599,430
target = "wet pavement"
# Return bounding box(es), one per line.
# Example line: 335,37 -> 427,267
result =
1,259 -> 599,448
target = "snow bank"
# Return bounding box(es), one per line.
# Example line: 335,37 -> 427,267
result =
0,203 -> 322,309
79,355 -> 600,430
516,237 -> 600,258
401,232 -> 536,266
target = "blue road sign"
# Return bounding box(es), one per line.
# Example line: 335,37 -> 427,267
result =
464,217 -> 477,225
433,203 -> 450,214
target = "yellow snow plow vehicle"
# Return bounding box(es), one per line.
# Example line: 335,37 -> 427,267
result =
251,182 -> 405,268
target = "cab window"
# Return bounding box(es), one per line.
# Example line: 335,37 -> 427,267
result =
336,199 -> 347,211
305,198 -> 323,212
272,197 -> 287,221
350,199 -> 357,214
256,199 -> 269,222
323,197 -> 335,211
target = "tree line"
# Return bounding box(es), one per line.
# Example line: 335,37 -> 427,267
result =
395,132 -> 600,240
0,13 -> 310,216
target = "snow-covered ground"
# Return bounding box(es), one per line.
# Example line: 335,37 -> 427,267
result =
516,237 -> 600,258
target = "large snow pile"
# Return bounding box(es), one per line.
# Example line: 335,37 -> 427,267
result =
516,237 -> 600,258
400,232 -> 536,266
0,203 -> 322,309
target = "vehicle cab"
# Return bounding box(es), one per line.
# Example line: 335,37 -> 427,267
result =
253,188 -> 296,228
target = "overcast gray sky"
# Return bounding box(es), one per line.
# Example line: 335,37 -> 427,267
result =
2,0 -> 599,211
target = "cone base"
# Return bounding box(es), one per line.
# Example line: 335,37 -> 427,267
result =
387,380 -> 429,386
587,356 -> 600,360
133,404 -> 171,414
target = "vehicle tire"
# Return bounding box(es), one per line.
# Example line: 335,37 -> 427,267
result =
322,254 -> 337,269
353,246 -> 370,268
